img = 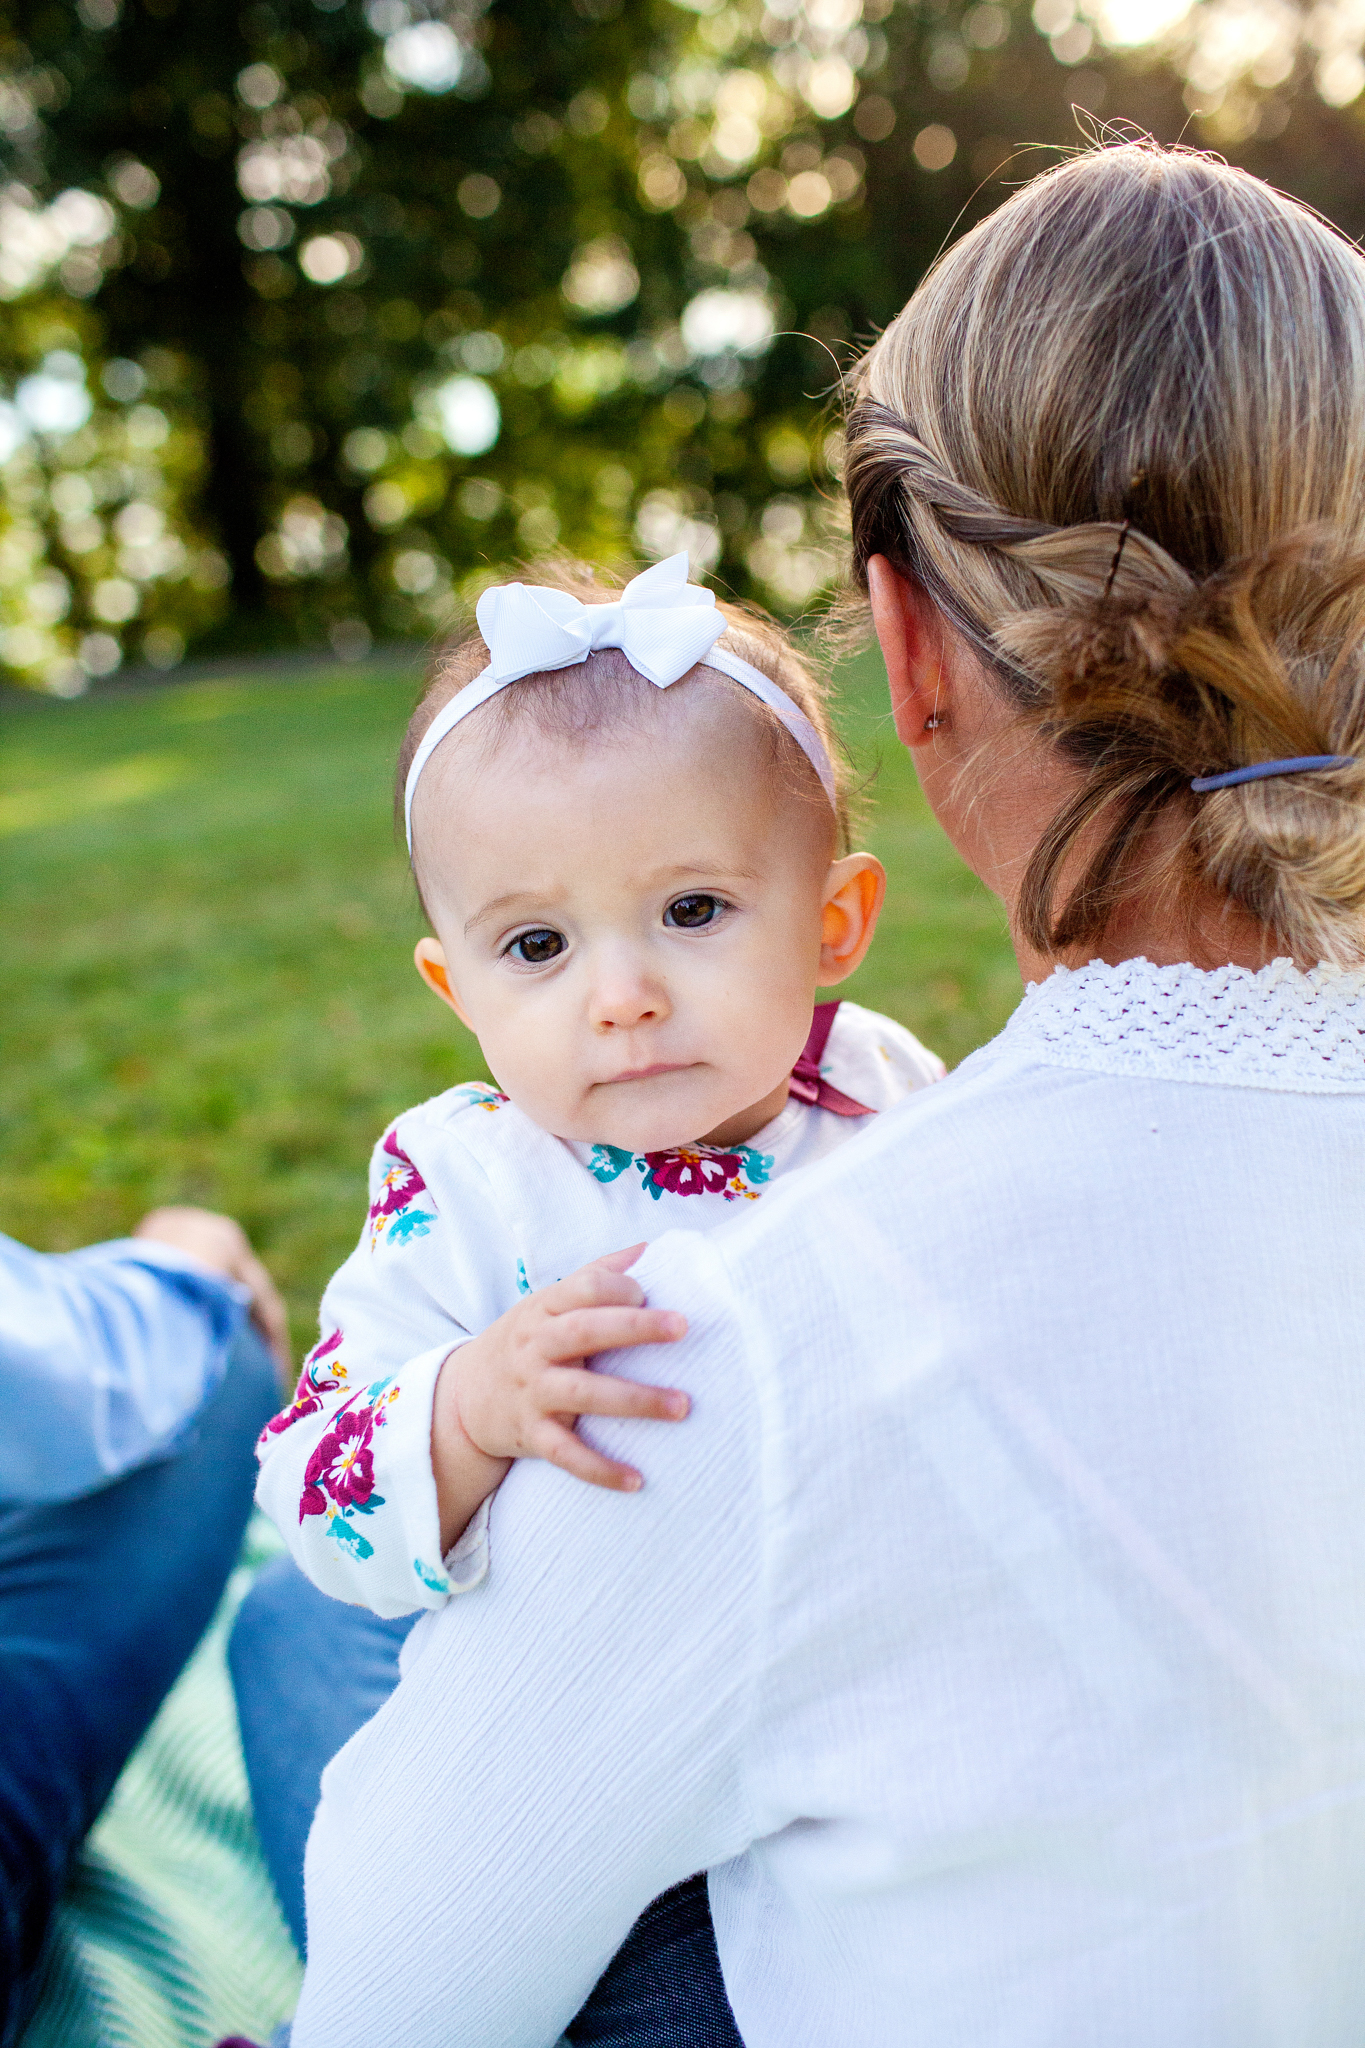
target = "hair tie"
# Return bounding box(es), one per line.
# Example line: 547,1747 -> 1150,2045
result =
403,553 -> 837,851
1191,755 -> 1357,792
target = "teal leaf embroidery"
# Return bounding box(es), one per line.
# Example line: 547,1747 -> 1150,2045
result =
736,1145 -> 773,1185
515,1259 -> 531,1296
413,1557 -> 452,1595
588,1144 -> 634,1184
326,1514 -> 375,1561
387,1207 -> 435,1245
451,1082 -> 509,1111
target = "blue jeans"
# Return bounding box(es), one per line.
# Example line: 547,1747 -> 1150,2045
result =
230,1557 -> 743,2046
0,1327 -> 279,2048
227,1556 -> 418,1955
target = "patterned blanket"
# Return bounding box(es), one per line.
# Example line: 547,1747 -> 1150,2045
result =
20,1517 -> 302,2048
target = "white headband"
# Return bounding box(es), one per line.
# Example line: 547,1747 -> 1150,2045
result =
403,552 -> 837,851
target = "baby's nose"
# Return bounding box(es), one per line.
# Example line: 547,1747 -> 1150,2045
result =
588,966 -> 669,1031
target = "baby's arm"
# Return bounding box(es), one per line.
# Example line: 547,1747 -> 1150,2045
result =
255,1117 -> 505,1616
256,1118 -> 689,1615
255,1288 -> 465,1617
429,1247 -> 689,1555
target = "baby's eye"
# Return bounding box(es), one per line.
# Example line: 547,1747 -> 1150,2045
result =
665,893 -> 722,930
506,928 -> 565,965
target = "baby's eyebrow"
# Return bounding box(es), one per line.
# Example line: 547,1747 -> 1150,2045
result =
463,891 -> 553,936
652,863 -> 764,885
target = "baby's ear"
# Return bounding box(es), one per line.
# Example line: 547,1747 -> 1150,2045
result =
816,854 -> 886,986
414,937 -> 473,1026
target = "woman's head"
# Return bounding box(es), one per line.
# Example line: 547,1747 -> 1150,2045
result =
846,140 -> 1365,965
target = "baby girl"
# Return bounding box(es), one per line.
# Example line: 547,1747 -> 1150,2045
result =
255,553 -> 943,1615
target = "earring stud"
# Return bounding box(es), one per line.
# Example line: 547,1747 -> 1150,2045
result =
924,712 -> 944,731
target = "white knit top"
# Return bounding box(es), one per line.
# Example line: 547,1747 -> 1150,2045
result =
294,959 -> 1365,2048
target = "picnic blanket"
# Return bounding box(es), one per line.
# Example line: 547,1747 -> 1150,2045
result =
19,1514 -> 303,2048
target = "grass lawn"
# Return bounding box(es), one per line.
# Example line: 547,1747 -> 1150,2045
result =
0,648 -> 1021,1349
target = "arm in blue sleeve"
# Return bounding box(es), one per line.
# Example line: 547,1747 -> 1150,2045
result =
0,1231 -> 248,1504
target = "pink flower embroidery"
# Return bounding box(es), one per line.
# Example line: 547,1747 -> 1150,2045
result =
368,1128 -> 437,1248
591,1141 -> 772,1203
260,1328 -> 347,1440
643,1148 -> 744,1198
301,1403 -> 381,1520
371,1128 -> 426,1218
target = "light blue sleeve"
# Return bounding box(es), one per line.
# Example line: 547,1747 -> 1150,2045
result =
0,1231 -> 248,1504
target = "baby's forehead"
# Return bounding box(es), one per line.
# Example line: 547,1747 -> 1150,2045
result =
412,669 -> 829,895
421,663 -> 772,807
486,654 -> 764,746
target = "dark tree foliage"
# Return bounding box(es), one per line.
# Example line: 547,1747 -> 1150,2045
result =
0,0 -> 1358,687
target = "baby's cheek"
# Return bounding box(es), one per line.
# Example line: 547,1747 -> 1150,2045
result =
487,1025 -> 583,1124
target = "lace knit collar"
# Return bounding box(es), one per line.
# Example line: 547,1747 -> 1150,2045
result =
1001,956 -> 1365,1093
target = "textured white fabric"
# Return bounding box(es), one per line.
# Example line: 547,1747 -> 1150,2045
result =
255,1002 -> 941,1617
1005,953 -> 1365,1088
402,553 -> 838,846
296,958 -> 1365,2048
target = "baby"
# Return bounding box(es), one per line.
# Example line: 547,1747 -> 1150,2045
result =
255,554 -> 944,1616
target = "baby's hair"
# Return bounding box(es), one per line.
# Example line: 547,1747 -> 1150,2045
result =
843,138 -> 1365,965
398,557 -> 854,902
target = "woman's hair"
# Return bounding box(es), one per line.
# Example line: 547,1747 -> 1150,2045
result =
844,139 -> 1365,964
397,557 -> 853,865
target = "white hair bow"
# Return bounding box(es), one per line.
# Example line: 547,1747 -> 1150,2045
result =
404,552 -> 836,849
476,553 -> 726,689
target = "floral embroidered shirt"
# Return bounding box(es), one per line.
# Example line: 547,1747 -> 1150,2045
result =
255,999 -> 944,1618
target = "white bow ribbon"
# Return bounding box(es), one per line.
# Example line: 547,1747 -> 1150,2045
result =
475,552 -> 726,689
404,553 -> 837,849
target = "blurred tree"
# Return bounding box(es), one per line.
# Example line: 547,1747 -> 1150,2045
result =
3,0 -> 1365,690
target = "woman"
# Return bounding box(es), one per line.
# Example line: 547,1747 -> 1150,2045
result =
284,141 -> 1365,2045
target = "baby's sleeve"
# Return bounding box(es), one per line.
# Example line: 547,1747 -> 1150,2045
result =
254,1115 -> 512,1619
825,999 -> 947,1113
873,1012 -> 948,1096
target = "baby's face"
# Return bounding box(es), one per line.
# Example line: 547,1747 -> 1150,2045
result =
411,685 -> 882,1151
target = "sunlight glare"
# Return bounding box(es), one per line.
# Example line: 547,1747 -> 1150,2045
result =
1087,0 -> 1193,46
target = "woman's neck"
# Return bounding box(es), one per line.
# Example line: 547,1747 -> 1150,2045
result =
976,742 -> 1303,984
1013,873 -> 1300,987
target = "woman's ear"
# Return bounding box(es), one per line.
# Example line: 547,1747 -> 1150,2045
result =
413,937 -> 473,1029
867,555 -> 948,749
817,854 -> 886,986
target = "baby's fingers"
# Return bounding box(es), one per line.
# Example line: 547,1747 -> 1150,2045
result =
587,1243 -> 647,1275
542,1261 -> 647,1314
530,1417 -> 643,1494
539,1305 -> 685,1363
539,1367 -> 689,1424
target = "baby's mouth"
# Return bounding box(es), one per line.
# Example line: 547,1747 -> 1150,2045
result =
602,1062 -> 697,1085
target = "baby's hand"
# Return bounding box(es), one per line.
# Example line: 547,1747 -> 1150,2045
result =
432,1248 -> 689,1543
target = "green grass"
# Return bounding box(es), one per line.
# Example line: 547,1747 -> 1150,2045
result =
0,651 -> 1020,1347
